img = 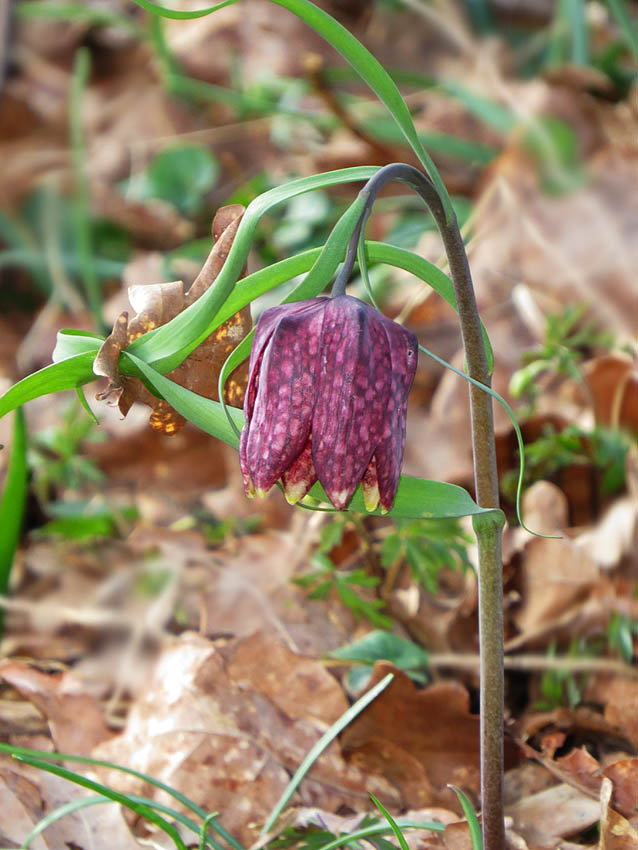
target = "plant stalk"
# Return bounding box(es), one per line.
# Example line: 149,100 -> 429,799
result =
342,164 -> 505,849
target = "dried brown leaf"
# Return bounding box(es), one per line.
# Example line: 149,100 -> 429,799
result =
95,204 -> 251,434
341,663 -> 484,809
599,777 -> 638,850
603,759 -> 638,820
602,680 -> 638,750
92,632 -> 398,846
584,354 -> 638,433
506,782 -> 600,847
512,537 -> 599,636
0,662 -> 114,754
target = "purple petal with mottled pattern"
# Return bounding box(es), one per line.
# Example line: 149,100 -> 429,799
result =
373,316 -> 418,511
243,299 -> 327,422
312,296 -> 392,510
281,439 -> 317,504
241,301 -> 326,494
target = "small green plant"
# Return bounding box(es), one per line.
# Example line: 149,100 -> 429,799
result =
607,611 -> 638,664
509,304 -> 614,415
294,517 -> 391,628
501,423 -> 630,506
28,399 -> 105,506
380,517 -> 473,594
328,629 -> 430,692
122,144 -> 220,216
535,638 -> 599,711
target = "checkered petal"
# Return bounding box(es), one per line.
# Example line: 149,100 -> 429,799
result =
312,296 -> 392,510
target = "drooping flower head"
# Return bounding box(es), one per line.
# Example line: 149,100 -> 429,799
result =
239,295 -> 417,512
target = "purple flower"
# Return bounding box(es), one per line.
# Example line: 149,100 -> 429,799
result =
239,295 -> 418,512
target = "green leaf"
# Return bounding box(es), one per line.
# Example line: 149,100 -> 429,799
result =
380,533 -> 402,567
0,352 -> 97,420
327,631 -> 429,675
606,0 -> 638,61
128,166 -> 378,372
0,410 -> 28,633
126,144 -> 219,213
449,786 -> 483,850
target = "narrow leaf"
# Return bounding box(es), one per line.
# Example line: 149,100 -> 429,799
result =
0,409 -> 28,633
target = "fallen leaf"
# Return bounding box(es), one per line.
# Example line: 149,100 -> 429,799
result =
512,537 -> 600,636
95,204 -> 251,434
573,497 -> 638,571
0,662 -> 114,754
341,662 -> 487,809
92,632 -> 398,846
554,747 -> 602,796
599,776 -> 638,850
584,354 -> 638,433
603,759 -> 638,820
601,680 -> 638,749
505,782 -> 600,847
0,759 -> 146,850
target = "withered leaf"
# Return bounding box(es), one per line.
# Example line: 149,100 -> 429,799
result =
600,777 -> 638,850
95,204 -> 251,435
92,632 -> 399,846
340,662 -> 484,810
0,661 -> 114,755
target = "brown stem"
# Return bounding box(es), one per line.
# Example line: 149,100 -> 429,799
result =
341,163 -> 505,849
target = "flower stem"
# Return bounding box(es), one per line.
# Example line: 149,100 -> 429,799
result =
343,163 -> 505,849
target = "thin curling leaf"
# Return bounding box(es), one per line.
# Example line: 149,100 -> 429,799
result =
131,0 -> 453,221
128,167 -> 377,373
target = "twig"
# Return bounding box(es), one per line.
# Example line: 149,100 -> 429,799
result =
428,652 -> 638,678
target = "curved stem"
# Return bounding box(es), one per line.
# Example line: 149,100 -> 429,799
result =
339,162 -> 504,850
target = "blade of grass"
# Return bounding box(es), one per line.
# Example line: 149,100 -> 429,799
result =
369,795 -> 409,850
18,794 -> 109,849
450,785 -> 483,850
13,755 -> 188,850
310,819 -> 445,850
0,409 -> 28,634
261,672 -> 394,837
70,48 -> 105,332
16,1 -> 143,35
0,743 -> 243,850
606,0 -> 638,60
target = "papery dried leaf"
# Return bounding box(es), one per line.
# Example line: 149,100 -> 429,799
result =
505,783 -> 600,847
603,759 -> 638,819
92,632 -> 399,846
585,354 -> 638,433
340,662 -> 483,809
95,204 -> 251,435
0,662 -> 114,755
600,777 -> 638,850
